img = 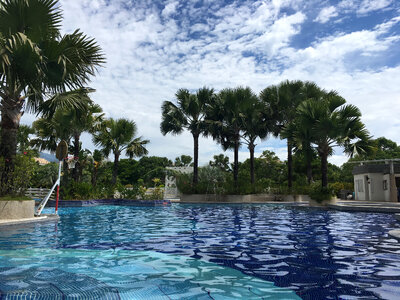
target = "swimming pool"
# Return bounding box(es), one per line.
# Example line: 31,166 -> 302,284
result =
0,204 -> 399,299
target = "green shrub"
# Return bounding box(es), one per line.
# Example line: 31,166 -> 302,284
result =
308,181 -> 333,203
0,154 -> 37,196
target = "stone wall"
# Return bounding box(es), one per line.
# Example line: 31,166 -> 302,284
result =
0,200 -> 35,219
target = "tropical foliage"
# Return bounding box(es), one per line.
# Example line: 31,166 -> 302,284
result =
0,0 -> 104,195
93,118 -> 149,185
161,87 -> 214,184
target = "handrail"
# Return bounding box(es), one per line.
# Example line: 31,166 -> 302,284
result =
35,178 -> 59,216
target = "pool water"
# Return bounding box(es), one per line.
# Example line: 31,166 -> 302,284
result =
0,204 -> 399,299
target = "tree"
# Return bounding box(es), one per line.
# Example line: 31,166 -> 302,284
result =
93,118 -> 149,185
260,80 -> 304,190
296,91 -> 372,188
174,155 -> 193,167
66,101 -> 103,182
209,154 -> 230,172
282,82 -> 324,184
161,87 -> 214,184
240,89 -> 270,186
205,88 -> 243,188
0,0 -> 104,194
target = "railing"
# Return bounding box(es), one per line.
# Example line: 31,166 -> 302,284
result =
25,187 -> 55,201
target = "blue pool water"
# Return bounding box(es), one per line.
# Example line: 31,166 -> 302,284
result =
0,204 -> 399,299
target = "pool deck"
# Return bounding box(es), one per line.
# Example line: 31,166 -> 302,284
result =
328,200 -> 400,213
0,214 -> 59,227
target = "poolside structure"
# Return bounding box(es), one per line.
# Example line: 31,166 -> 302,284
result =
352,159 -> 400,202
164,166 -> 193,199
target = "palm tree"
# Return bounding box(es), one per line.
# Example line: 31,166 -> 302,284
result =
161,87 -> 214,184
206,87 -> 253,189
93,118 -> 149,185
240,90 -> 271,186
260,80 -> 304,190
296,91 -> 372,188
281,82 -> 324,184
67,102 -> 104,181
0,0 -> 104,194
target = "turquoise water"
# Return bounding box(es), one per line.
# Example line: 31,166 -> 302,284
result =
0,204 -> 399,299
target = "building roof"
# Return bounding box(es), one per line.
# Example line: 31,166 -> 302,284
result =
352,164 -> 400,175
34,157 -> 50,165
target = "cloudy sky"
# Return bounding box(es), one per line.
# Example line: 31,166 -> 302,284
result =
25,0 -> 400,166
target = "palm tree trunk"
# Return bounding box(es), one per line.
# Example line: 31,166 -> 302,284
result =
72,133 -> 80,182
306,158 -> 313,185
306,149 -> 313,185
0,101 -> 23,195
193,133 -> 199,184
287,140 -> 293,190
249,143 -> 255,186
112,152 -> 120,185
233,135 -> 239,189
320,150 -> 328,188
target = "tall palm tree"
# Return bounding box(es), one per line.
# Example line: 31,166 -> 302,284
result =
66,102 -> 104,181
161,87 -> 214,184
0,0 -> 104,194
239,89 -> 270,186
93,118 -> 149,185
296,91 -> 372,188
260,80 -> 304,190
206,87 -> 253,189
281,82 -> 324,184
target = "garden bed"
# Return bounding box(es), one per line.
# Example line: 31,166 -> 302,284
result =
46,199 -> 171,207
180,194 -> 291,203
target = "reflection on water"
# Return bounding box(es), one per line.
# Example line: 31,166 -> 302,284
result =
0,204 -> 399,299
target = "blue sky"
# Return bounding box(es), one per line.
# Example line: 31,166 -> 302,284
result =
25,0 -> 400,165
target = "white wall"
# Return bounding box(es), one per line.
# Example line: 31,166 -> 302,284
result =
354,174 -> 366,201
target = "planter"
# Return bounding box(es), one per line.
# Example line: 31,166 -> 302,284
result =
180,194 -> 278,203
0,200 -> 35,220
308,197 -> 338,207
294,194 -> 311,202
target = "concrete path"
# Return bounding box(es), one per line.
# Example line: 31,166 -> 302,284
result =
0,214 -> 59,227
328,200 -> 400,213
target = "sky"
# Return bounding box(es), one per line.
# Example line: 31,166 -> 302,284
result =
24,0 -> 400,166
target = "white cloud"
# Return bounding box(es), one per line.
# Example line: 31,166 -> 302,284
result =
161,1 -> 179,18
358,0 -> 392,14
23,1 -> 400,168
315,6 -> 339,23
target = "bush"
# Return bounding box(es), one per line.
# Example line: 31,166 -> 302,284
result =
0,154 -> 37,196
328,182 -> 354,196
63,182 -> 93,200
308,181 -> 333,203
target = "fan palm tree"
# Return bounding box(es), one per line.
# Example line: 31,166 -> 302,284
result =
161,87 -> 214,184
260,80 -> 304,190
206,87 -> 254,189
93,118 -> 149,185
281,82 -> 324,184
66,102 -> 104,181
0,0 -> 104,194
239,89 -> 270,186
296,91 -> 372,188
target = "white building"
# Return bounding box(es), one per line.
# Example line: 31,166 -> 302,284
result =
353,162 -> 400,202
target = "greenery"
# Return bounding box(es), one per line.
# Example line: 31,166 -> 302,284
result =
93,118 -> 149,185
308,181 -> 334,203
0,0 -> 104,196
0,0 -> 385,201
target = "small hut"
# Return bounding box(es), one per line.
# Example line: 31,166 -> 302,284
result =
353,159 -> 400,202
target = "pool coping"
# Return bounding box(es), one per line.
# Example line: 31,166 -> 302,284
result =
0,214 -> 59,227
388,229 -> 400,240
